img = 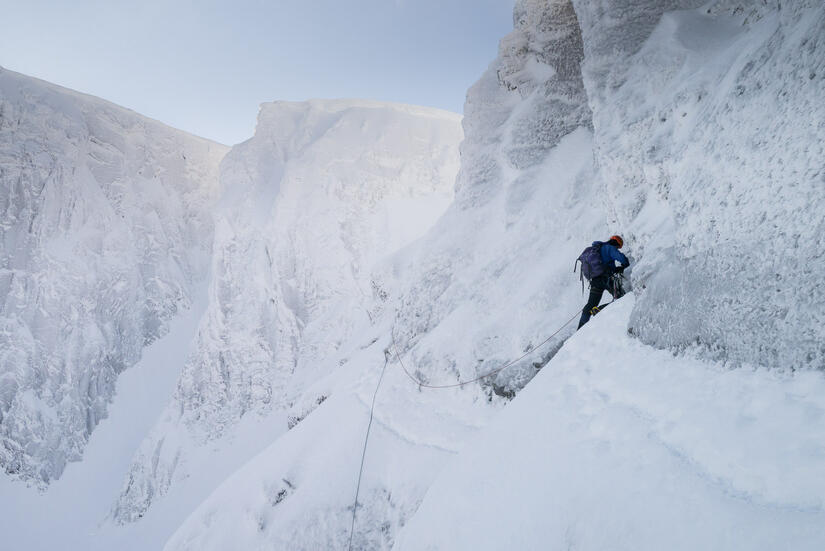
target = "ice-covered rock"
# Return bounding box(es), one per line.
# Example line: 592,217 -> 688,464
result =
574,0 -> 825,369
0,67 -> 227,484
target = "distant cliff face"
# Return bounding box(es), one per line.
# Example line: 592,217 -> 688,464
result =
0,68 -> 227,484
573,0 -> 825,369
113,99 -> 462,522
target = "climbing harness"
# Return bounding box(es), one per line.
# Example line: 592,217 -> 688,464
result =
587,274 -> 626,317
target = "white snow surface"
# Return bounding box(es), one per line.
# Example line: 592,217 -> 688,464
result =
395,296 -> 825,551
0,282 -> 208,550
0,67 -> 227,484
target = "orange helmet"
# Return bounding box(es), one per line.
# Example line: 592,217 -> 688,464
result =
609,235 -> 624,248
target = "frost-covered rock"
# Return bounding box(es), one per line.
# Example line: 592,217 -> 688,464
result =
114,99 -> 462,522
0,67 -> 226,484
573,0 -> 825,369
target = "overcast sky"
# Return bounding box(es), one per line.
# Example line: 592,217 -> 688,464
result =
0,0 -> 515,145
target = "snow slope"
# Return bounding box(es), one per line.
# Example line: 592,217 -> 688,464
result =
395,296 -> 825,551
395,2 -> 825,548
0,67 -> 227,484
114,99 -> 463,523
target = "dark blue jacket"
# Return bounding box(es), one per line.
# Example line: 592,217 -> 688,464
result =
594,241 -> 629,274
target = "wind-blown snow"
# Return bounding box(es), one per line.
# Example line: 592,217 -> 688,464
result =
0,67 -> 227,484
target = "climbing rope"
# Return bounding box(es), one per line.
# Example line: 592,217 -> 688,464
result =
347,309 -> 581,548
347,353 -> 389,551
392,310 -> 581,389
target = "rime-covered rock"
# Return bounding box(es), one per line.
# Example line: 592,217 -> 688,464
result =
0,67 -> 226,484
573,0 -> 825,368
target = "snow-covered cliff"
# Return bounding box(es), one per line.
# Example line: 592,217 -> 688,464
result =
163,1 -> 825,550
0,67 -> 227,485
113,99 -> 462,523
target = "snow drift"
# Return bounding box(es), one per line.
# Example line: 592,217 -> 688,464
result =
0,67 -> 227,485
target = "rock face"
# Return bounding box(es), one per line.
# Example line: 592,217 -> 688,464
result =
573,0 -> 825,369
113,99 -> 462,522
0,68 -> 227,484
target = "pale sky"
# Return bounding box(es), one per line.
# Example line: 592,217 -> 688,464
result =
0,0 -> 515,145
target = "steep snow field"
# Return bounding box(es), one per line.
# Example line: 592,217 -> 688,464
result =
163,125 -> 598,551
163,2 -> 825,549
395,296 -> 825,550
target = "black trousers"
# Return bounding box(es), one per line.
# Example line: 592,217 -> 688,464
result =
578,275 -> 616,329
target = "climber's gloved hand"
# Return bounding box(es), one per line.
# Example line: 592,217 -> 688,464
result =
614,266 -> 625,274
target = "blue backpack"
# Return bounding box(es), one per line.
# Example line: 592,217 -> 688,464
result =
575,242 -> 606,281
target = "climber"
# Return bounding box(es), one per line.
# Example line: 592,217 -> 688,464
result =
575,235 -> 629,329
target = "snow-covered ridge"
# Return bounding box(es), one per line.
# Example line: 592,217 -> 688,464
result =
260,98 -> 463,121
0,66 -> 227,484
